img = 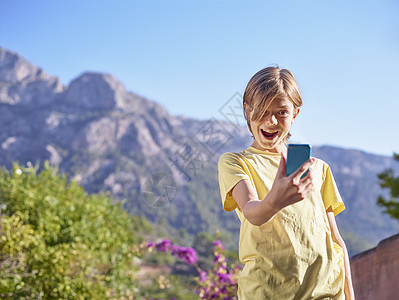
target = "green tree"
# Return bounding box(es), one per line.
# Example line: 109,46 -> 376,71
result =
0,162 -> 143,299
377,153 -> 399,220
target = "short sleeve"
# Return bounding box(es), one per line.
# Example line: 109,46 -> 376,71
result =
218,152 -> 250,211
321,163 -> 345,216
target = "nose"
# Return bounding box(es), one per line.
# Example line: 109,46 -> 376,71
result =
266,114 -> 278,126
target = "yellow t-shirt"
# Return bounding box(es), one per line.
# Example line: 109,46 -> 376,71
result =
218,146 -> 345,300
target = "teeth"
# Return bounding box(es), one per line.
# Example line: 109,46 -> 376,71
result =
262,129 -> 277,134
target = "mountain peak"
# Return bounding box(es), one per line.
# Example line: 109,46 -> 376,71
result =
0,48 -> 63,105
64,72 -> 127,110
0,47 -> 54,83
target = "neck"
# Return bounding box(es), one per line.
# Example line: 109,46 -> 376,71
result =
251,141 -> 287,155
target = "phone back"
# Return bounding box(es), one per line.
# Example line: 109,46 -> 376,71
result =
286,144 -> 312,177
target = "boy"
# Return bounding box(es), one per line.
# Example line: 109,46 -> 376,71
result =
218,66 -> 355,299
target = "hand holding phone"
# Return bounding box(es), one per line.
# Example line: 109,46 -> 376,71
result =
267,144 -> 314,212
286,144 -> 312,178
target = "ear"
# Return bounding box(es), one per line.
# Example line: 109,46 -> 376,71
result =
291,107 -> 300,124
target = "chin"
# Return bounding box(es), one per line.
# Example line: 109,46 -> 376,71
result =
263,139 -> 283,150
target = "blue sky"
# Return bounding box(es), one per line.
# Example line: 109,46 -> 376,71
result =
1,0 -> 398,156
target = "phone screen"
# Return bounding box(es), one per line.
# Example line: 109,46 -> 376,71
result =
286,144 -> 312,177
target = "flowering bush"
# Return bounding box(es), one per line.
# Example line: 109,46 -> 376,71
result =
147,238 -> 199,270
196,240 -> 240,299
147,238 -> 240,299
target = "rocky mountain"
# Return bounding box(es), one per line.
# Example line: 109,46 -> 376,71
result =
1,47 -> 398,256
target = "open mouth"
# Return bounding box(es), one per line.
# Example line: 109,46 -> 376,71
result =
261,129 -> 278,140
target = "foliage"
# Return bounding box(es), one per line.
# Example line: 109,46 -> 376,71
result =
140,274 -> 198,300
377,153 -> 399,220
192,231 -> 239,273
0,162 -> 142,299
192,232 -> 216,271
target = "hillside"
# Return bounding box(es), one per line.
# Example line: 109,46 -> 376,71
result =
1,47 -> 398,255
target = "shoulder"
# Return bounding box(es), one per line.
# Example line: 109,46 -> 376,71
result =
312,157 -> 330,171
311,157 -> 335,181
218,152 -> 241,168
312,158 -> 341,189
218,151 -> 245,164
218,151 -> 255,173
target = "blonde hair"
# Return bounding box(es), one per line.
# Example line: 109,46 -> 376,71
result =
243,66 -> 303,139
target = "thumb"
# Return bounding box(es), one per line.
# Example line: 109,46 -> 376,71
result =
276,153 -> 287,178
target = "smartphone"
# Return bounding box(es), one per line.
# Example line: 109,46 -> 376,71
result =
286,144 -> 312,177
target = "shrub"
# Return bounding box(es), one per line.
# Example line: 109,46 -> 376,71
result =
0,162 -> 140,299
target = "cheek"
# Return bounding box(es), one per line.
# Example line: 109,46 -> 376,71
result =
281,119 -> 293,130
250,121 -> 259,131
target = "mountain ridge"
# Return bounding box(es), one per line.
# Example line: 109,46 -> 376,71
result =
1,47 -> 398,255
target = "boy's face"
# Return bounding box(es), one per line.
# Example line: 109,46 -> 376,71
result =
246,97 -> 299,153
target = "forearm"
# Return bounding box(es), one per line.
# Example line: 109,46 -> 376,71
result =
241,195 -> 279,226
326,209 -> 355,299
334,234 -> 355,299
341,242 -> 355,300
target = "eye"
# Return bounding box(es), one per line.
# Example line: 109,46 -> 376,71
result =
278,110 -> 288,116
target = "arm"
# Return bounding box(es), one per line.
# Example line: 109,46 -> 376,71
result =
326,207 -> 355,300
232,154 -> 315,226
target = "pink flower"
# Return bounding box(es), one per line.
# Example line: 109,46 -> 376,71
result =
213,240 -> 225,250
214,254 -> 227,264
155,238 -> 171,252
199,270 -> 208,282
218,273 -> 234,285
170,244 -> 198,264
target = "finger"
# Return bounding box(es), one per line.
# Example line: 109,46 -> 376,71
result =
302,171 -> 315,193
300,166 -> 314,183
276,153 -> 287,178
293,158 -> 315,179
297,179 -> 314,199
303,181 -> 314,197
